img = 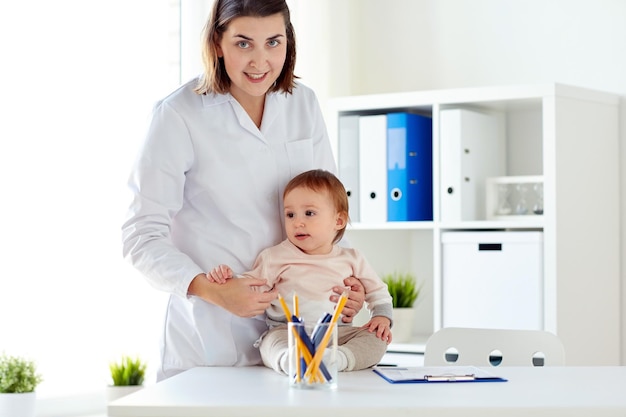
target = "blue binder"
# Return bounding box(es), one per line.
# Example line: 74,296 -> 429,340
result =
387,112 -> 433,221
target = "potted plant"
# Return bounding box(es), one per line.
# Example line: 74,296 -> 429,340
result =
383,272 -> 421,343
107,356 -> 147,402
0,353 -> 43,417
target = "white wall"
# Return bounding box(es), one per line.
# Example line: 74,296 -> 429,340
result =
291,0 -> 625,363
0,1 -> 178,413
180,0 -> 214,81
314,0 -> 626,96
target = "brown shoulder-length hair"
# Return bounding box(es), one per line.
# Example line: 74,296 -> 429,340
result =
194,0 -> 297,96
284,169 -> 350,244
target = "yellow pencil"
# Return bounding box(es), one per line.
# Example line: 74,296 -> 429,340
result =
278,293 -> 292,319
293,293 -> 299,318
293,293 -> 300,381
304,292 -> 348,380
277,293 -> 322,382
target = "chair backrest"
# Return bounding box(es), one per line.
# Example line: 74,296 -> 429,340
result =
424,327 -> 565,367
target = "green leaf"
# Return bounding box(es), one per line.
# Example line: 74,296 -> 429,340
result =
0,353 -> 43,393
382,272 -> 421,308
109,356 -> 147,386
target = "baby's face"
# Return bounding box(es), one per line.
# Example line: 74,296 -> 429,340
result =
283,187 -> 341,255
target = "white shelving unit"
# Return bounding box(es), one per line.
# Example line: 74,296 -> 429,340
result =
329,83 -> 621,365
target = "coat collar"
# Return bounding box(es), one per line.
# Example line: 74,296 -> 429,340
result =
200,91 -> 284,141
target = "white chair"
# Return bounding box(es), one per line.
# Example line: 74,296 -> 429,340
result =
424,327 -> 565,367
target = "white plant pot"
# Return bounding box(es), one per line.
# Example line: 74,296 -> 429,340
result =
106,385 -> 143,403
0,392 -> 36,417
392,308 -> 415,343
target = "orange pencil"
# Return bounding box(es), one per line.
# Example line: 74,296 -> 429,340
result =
304,292 -> 348,380
278,293 -> 322,382
293,293 -> 301,381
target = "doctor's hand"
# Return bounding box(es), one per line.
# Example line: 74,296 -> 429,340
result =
331,276 -> 365,323
188,274 -> 277,317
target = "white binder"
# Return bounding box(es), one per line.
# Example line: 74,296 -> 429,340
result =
338,115 -> 360,222
358,114 -> 387,223
440,108 -> 506,222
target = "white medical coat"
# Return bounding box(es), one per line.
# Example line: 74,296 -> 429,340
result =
122,79 -> 337,379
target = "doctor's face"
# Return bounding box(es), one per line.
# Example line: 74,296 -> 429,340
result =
217,13 -> 287,104
283,187 -> 345,256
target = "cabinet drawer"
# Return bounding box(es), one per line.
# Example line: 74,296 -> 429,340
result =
441,231 -> 543,330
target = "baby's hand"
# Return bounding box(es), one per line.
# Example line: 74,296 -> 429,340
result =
362,316 -> 392,344
207,264 -> 234,284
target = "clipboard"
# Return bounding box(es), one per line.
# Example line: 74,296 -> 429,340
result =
373,366 -> 507,384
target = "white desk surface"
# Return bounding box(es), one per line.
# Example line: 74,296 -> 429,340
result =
108,365 -> 626,417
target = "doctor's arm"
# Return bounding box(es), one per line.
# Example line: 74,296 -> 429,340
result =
188,273 -> 277,318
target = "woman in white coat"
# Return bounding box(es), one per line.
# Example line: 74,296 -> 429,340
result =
122,0 -> 365,380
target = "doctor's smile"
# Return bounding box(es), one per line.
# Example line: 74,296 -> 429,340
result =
245,72 -> 268,82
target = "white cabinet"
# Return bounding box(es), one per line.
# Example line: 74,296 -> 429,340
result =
329,84 -> 621,365
441,231 -> 543,331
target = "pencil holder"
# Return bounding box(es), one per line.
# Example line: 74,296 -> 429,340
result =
287,321 -> 338,390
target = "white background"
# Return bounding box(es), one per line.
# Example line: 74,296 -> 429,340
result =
0,1 -> 625,415
0,0 -> 179,407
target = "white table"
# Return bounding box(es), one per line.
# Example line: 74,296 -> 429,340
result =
108,365 -> 626,417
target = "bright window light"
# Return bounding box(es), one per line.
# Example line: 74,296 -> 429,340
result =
0,0 -> 181,411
